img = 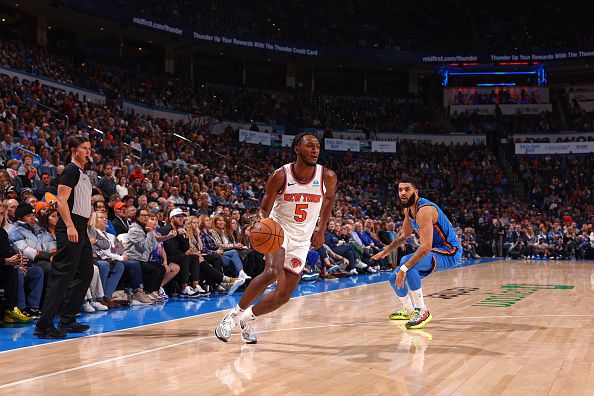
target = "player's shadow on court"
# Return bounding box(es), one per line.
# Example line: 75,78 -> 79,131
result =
260,341 -> 501,364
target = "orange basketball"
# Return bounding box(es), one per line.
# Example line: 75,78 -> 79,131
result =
250,218 -> 284,254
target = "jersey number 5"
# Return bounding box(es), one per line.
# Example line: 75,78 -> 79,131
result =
294,204 -> 308,222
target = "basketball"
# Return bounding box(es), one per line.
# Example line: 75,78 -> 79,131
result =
250,218 -> 284,254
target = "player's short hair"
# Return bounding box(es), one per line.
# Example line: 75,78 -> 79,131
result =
398,177 -> 420,189
291,132 -> 319,151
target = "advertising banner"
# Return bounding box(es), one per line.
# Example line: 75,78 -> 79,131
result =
515,142 -> 594,154
371,141 -> 397,153
281,135 -> 295,147
512,132 -> 594,143
238,129 -> 271,146
324,138 -> 361,152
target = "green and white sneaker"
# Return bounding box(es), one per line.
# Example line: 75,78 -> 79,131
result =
405,309 -> 432,329
389,308 -> 418,320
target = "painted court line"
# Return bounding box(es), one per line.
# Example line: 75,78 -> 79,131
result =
2,312 -> 593,389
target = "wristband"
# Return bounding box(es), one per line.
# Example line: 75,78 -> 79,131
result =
399,265 -> 409,273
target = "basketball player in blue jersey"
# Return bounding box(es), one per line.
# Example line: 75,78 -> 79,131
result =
215,132 -> 337,344
372,177 -> 462,329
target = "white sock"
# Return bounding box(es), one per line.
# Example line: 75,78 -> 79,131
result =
410,288 -> 426,310
242,305 -> 256,321
232,304 -> 245,315
397,295 -> 414,312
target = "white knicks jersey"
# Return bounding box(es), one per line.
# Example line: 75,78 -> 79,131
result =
270,163 -> 326,243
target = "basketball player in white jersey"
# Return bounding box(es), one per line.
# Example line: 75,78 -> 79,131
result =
215,132 -> 337,344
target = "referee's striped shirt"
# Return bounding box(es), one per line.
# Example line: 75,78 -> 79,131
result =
60,162 -> 93,219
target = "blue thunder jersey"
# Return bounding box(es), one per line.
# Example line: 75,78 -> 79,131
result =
407,197 -> 461,255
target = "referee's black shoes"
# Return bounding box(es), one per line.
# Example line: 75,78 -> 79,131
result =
33,325 -> 67,339
58,320 -> 90,333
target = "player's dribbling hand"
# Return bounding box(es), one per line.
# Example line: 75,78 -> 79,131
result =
395,270 -> 406,288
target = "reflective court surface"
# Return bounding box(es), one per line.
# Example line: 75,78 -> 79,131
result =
1,259 -> 593,395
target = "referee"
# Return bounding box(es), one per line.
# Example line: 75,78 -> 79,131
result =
35,136 -> 94,339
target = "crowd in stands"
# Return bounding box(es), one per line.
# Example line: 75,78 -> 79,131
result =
1,34 -> 441,133
95,1 -> 593,51
2,33 -> 571,136
450,110 -> 557,133
452,88 -> 545,106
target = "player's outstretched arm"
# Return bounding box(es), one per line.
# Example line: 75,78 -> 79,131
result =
257,168 -> 286,221
371,210 -> 413,260
311,168 -> 337,249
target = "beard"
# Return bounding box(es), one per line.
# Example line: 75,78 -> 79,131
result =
298,152 -> 316,167
400,192 -> 417,208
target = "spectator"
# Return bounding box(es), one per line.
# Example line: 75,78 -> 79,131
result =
88,212 -> 125,307
97,163 -> 116,199
324,220 -> 358,274
91,210 -> 153,306
36,207 -> 58,271
0,203 -> 32,323
111,202 -> 129,235
159,208 -> 204,297
208,214 -> 251,279
35,172 -> 57,198
7,202 -> 44,320
3,198 -> 18,227
116,176 -> 129,199
124,209 -> 167,301
195,214 -> 246,295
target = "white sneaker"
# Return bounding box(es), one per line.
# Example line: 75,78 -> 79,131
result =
225,278 -> 246,296
215,310 -> 239,342
355,260 -> 368,269
238,270 -> 251,280
349,268 -> 358,275
180,285 -> 199,298
192,285 -> 209,295
368,266 -> 378,274
82,301 -> 95,313
158,287 -> 169,300
240,315 -> 257,344
91,301 -> 108,311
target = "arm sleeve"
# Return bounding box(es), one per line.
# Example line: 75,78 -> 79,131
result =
58,164 -> 80,188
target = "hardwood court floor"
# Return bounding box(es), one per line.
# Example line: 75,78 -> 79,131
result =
0,260 -> 593,396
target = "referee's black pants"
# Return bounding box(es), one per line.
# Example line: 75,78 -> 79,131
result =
37,215 -> 93,329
